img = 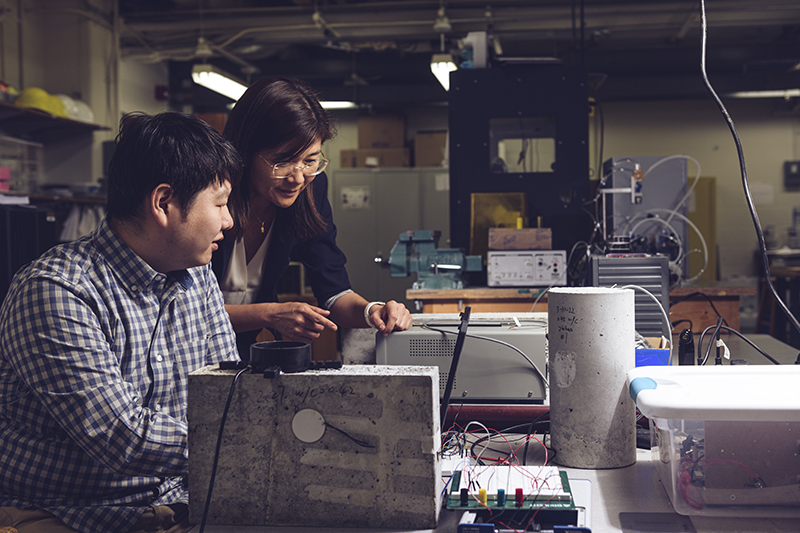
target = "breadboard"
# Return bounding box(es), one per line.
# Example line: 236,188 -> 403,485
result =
447,466 -> 573,510
442,455 -> 471,477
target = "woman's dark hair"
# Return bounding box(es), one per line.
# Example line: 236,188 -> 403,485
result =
106,112 -> 242,226
223,76 -> 334,240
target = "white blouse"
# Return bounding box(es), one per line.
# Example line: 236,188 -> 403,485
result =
220,224 -> 273,305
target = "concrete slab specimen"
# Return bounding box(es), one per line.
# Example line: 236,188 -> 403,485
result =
188,364 -> 442,528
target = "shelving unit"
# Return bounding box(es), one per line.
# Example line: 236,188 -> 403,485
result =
0,101 -> 107,143
0,100 -> 110,195
0,101 -> 110,246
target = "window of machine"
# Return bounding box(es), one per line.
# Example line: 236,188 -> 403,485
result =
489,117 -> 556,174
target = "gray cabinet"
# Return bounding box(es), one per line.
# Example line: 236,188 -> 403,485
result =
331,168 -> 450,309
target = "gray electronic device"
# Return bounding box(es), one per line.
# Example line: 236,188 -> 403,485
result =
591,254 -> 670,338
487,250 -> 567,287
375,313 -> 548,403
602,156 -> 688,278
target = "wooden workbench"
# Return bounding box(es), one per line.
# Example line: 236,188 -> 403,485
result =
406,287 -> 549,314
668,283 -> 755,333
408,283 -> 756,333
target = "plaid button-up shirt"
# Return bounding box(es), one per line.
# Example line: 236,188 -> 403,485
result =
0,218 -> 237,532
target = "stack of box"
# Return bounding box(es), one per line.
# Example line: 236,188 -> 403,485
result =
413,130 -> 447,167
341,115 -> 409,168
488,228 -> 552,251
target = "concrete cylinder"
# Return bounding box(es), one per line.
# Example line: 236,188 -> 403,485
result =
548,287 -> 636,469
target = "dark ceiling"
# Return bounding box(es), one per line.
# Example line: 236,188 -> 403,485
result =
118,0 -> 800,110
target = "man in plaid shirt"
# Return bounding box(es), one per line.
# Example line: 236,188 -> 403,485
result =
0,112 -> 242,532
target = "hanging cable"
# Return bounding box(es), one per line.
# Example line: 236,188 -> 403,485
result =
699,0 -> 800,339
199,365 -> 248,533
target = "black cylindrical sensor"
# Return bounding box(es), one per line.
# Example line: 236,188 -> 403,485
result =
250,340 -> 311,373
678,328 -> 694,366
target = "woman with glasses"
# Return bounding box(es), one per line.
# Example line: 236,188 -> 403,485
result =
213,76 -> 412,358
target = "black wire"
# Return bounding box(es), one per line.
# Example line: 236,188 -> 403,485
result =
441,402 -> 466,438
451,402 -> 465,426
466,418 -> 551,466
699,0 -> 800,340
199,365 -> 249,533
596,99 -> 605,185
670,319 -> 694,331
697,325 -> 781,365
439,308 -> 471,426
698,324 -> 716,366
698,317 -> 724,366
325,423 -> 375,448
522,411 -> 550,466
669,291 -> 728,327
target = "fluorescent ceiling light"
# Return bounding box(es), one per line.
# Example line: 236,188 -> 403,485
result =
431,53 -> 457,91
727,89 -> 800,99
320,101 -> 357,109
192,64 -> 248,101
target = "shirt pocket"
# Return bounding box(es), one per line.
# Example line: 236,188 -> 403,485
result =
172,335 -> 211,377
170,335 -> 211,420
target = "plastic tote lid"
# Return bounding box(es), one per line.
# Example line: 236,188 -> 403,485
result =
627,365 -> 800,422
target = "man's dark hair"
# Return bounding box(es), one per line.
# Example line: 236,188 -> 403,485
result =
106,112 -> 242,224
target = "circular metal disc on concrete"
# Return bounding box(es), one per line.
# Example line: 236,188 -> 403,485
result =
292,408 -> 326,443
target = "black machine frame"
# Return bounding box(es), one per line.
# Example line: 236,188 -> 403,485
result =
448,65 -> 592,276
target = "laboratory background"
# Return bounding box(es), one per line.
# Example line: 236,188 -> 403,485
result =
1,2 -> 800,532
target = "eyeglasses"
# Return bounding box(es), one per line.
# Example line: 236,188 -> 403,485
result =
258,153 -> 329,179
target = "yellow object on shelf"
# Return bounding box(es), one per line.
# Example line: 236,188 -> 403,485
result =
47,94 -> 67,117
15,87 -> 51,113
15,87 -> 68,117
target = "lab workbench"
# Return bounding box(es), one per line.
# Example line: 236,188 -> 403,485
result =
407,283 -> 756,334
191,334 -> 796,533
192,447 -> 798,533
436,333 -> 795,429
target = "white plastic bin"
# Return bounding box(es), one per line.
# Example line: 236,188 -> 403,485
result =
627,365 -> 800,517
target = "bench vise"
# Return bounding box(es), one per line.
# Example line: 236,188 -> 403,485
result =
380,230 -> 483,290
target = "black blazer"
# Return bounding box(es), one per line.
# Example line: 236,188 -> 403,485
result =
212,173 -> 351,359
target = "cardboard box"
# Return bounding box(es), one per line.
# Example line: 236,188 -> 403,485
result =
340,148 -> 410,168
488,228 -> 552,250
195,112 -> 227,133
357,115 -> 405,148
414,130 -> 447,167
471,192 -> 527,258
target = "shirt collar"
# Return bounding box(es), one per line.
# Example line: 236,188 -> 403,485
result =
92,218 -> 193,296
